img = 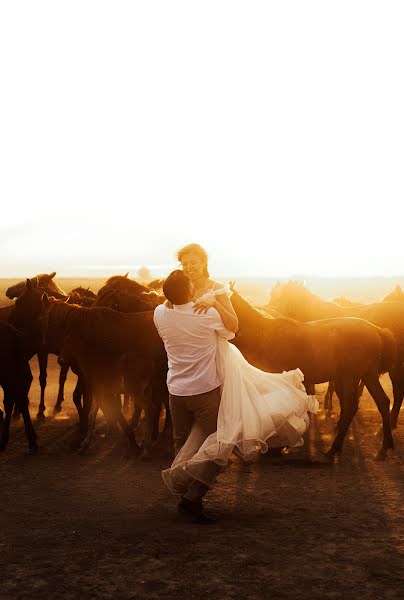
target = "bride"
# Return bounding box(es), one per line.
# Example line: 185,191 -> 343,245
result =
161,243 -> 319,500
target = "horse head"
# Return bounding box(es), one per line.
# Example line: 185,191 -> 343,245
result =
13,279 -> 48,332
268,280 -> 312,320
6,272 -> 66,300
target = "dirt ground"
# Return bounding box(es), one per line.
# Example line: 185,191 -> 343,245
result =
1,356 -> 403,600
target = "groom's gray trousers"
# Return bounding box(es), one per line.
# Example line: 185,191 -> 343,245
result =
169,386 -> 222,502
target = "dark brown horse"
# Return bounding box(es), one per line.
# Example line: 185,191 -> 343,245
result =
230,288 -> 396,460
5,275 -> 98,418
383,285 -> 404,303
0,322 -> 37,453
67,287 -> 97,307
51,286 -> 97,415
94,276 -> 169,441
4,273 -> 69,420
14,282 -> 167,458
6,272 -> 66,300
269,281 -> 404,427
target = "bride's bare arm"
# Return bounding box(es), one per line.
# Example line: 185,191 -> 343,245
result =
193,285 -> 239,333
213,296 -> 238,333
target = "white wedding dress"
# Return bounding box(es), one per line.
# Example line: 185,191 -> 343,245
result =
162,286 -> 319,494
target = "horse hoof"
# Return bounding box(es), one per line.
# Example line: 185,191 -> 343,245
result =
77,444 -> 89,455
0,442 -> 6,452
36,413 -> 46,422
140,450 -> 152,461
374,451 -> 387,462
53,405 -> 62,415
29,444 -> 39,455
323,450 -> 336,462
12,412 -> 21,421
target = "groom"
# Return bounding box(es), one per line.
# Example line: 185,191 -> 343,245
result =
153,270 -> 235,522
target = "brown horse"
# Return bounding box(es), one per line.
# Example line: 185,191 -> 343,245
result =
230,288 -> 396,460
14,281 -> 167,458
383,285 -> 404,303
6,272 -> 66,300
94,276 -> 169,442
4,273 -> 70,419
67,287 -> 97,307
269,281 -> 404,427
0,322 -> 37,453
51,286 -> 98,415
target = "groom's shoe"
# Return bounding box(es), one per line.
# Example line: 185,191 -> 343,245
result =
177,498 -> 216,524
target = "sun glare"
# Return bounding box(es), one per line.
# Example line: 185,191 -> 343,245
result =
1,2 -> 403,278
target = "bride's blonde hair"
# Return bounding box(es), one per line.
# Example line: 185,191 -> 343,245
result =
177,243 -> 209,277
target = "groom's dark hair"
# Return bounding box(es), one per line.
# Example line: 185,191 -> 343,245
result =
163,270 -> 192,305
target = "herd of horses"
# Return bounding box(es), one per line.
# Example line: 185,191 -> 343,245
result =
1,274 -> 404,463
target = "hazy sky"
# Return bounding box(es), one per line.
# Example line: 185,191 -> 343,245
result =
1,1 -> 403,278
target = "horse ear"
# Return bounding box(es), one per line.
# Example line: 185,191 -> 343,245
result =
86,287 -> 90,291
124,272 -> 129,278
49,272 -> 56,279
41,292 -> 49,306
28,277 -> 38,288
229,280 -> 236,291
26,278 -> 32,290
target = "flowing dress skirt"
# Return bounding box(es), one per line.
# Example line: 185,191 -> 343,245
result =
162,335 -> 319,494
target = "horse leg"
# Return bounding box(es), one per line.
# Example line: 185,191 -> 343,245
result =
326,376 -> 360,458
78,400 -> 98,454
162,399 -> 172,434
363,371 -> 394,460
130,400 -> 142,430
20,401 -> 38,454
390,365 -> 404,429
324,381 -> 335,415
18,363 -> 37,454
68,376 -> 87,447
0,392 -> 13,451
122,394 -> 131,414
140,384 -> 161,460
78,380 -> 98,455
53,362 -> 69,414
304,382 -> 316,395
80,379 -> 92,441
37,349 -> 48,420
114,399 -> 141,454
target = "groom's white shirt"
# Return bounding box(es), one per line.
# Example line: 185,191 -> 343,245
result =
153,302 -> 235,396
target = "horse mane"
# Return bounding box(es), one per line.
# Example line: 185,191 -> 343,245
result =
34,274 -> 66,297
47,297 -> 153,346
232,290 -> 299,329
97,275 -> 150,298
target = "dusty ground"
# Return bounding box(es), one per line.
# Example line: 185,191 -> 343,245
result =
1,357 -> 404,600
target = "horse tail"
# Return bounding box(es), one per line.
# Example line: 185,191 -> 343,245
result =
378,328 -> 397,374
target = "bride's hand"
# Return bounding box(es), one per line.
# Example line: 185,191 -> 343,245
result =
193,298 -> 216,314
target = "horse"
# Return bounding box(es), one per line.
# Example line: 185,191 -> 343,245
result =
230,288 -> 396,460
67,287 -> 97,307
383,285 -> 404,303
14,281 -> 167,459
50,286 -> 98,415
94,278 -> 170,449
6,272 -> 66,301
269,281 -> 404,427
0,322 -> 37,453
4,273 -> 70,419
